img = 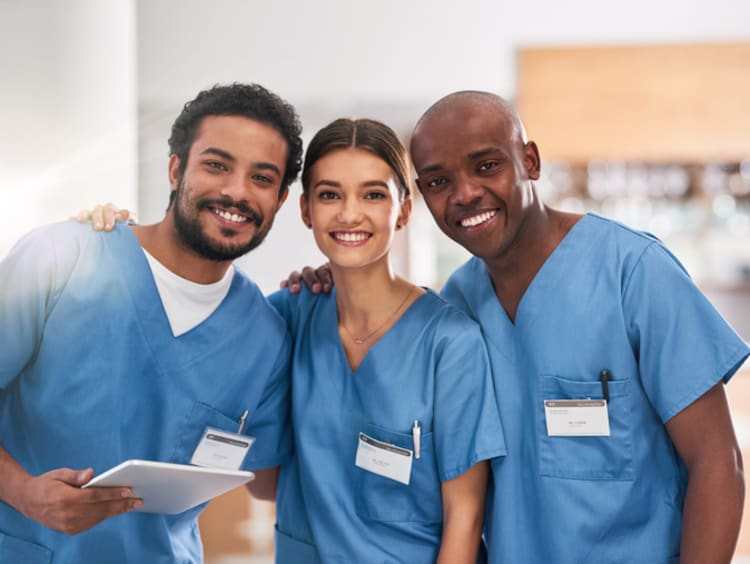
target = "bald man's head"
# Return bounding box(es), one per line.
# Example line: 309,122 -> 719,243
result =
412,91 -> 528,151
408,90 -> 541,263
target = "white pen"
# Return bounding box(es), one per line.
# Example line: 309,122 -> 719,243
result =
237,409 -> 249,435
412,420 -> 421,460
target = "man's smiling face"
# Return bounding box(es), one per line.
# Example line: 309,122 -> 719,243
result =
411,97 -> 540,264
169,114 -> 289,261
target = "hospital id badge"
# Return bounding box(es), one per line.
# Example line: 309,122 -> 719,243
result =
355,432 -> 413,485
544,399 -> 610,436
190,427 -> 254,470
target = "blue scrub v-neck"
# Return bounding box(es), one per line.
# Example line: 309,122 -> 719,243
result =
269,285 -> 505,563
326,287 -> 428,377
0,221 -> 293,563
441,212 -> 750,564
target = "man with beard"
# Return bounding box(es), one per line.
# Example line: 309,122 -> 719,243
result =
0,83 -> 303,563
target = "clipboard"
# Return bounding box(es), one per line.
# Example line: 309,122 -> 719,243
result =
82,459 -> 255,514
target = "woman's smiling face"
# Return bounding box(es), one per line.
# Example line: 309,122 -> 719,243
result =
301,147 -> 408,271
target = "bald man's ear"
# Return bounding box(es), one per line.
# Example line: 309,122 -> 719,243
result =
523,141 -> 541,180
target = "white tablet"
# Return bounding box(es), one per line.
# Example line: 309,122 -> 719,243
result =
82,459 -> 254,514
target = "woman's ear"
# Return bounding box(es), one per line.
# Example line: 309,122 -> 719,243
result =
396,197 -> 413,230
299,194 -> 312,228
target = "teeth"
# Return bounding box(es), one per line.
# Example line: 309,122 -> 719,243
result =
215,209 -> 247,223
461,210 -> 496,228
334,232 -> 369,242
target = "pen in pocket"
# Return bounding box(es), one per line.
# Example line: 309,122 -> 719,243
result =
237,410 -> 249,434
412,420 -> 421,459
599,370 -> 612,403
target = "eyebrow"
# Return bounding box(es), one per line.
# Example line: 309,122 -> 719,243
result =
415,163 -> 444,176
201,147 -> 235,162
416,147 -> 504,176
200,147 -> 281,176
255,162 -> 282,176
313,180 -> 390,189
468,147 -> 503,160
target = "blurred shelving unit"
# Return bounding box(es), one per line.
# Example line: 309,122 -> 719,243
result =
514,42 -> 750,339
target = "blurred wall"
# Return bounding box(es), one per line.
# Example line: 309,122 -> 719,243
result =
133,0 -> 750,292
3,0 -> 750,289
0,0 -> 137,258
2,2 -> 750,562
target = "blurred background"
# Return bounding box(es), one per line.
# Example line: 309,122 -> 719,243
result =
2,0 -> 749,561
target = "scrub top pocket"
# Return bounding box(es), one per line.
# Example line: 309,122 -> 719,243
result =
355,422 -> 442,524
538,374 -> 634,481
171,401 -> 240,465
274,525 -> 320,564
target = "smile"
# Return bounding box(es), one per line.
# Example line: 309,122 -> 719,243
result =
212,208 -> 249,224
331,231 -> 371,242
460,209 -> 496,228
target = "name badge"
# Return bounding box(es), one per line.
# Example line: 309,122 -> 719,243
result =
355,432 -> 413,485
190,427 -> 254,470
544,399 -> 610,436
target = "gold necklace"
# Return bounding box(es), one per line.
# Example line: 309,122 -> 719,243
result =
340,285 -> 416,345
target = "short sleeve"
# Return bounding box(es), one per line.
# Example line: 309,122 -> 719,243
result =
433,312 -> 506,482
439,266 -> 474,318
242,328 -> 293,470
623,242 -> 750,423
0,225 -> 78,389
268,288 -> 295,329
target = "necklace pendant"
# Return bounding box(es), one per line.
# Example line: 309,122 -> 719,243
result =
342,285 -> 416,347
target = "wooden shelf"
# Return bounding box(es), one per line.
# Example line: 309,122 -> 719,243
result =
517,42 -> 750,164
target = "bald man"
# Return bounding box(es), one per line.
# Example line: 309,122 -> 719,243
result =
289,91 -> 746,562
409,91 -> 748,564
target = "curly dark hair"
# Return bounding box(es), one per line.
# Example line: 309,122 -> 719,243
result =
168,83 -> 303,202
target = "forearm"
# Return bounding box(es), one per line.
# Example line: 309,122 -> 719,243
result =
436,506 -> 484,564
0,444 -> 31,513
245,467 -> 279,502
666,383 -> 745,564
436,461 -> 488,564
680,450 -> 744,563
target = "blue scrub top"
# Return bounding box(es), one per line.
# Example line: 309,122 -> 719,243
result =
442,213 -> 750,564
0,222 -> 292,564
270,287 -> 506,564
